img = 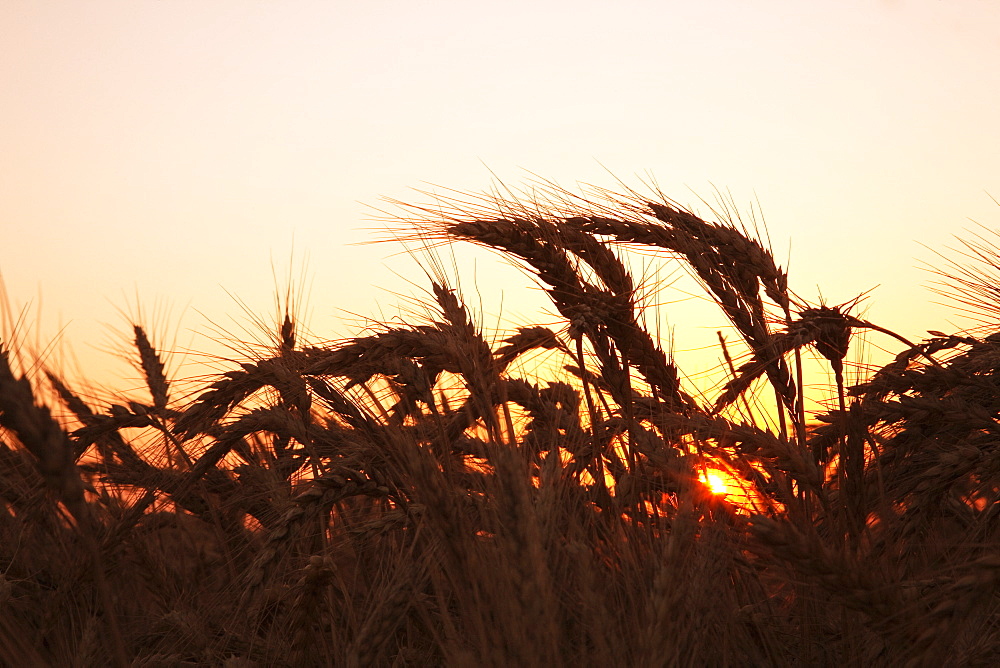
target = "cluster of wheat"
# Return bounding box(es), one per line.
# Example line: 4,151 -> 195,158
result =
2,184 -> 999,666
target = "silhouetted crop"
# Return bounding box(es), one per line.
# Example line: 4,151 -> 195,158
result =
2,183 -> 999,666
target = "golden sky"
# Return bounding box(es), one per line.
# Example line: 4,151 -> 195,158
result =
2,0 -> 999,390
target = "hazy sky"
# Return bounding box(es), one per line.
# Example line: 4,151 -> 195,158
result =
2,0 -> 999,390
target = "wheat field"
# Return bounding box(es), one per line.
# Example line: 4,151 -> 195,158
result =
2,183 -> 999,667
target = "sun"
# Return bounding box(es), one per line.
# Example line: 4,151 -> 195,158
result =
699,470 -> 729,496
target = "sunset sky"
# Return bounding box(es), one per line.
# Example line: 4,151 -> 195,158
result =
2,0 -> 999,391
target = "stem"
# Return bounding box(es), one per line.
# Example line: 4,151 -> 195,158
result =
576,334 -> 608,497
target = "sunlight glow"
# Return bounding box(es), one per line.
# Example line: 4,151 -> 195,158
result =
699,470 -> 728,496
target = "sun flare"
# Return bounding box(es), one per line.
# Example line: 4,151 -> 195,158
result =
699,470 -> 729,496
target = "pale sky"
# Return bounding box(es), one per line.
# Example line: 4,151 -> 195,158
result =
2,0 -> 999,391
